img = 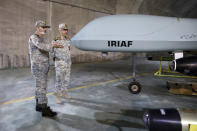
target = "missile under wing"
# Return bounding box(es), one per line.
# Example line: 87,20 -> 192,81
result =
71,15 -> 197,52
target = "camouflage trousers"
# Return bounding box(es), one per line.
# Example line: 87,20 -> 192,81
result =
55,60 -> 71,94
32,61 -> 49,104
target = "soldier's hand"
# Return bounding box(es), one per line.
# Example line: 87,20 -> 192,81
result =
53,43 -> 64,48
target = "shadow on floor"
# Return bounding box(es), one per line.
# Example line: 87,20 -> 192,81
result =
53,98 -> 147,131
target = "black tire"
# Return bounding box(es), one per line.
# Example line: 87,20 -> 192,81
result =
128,81 -> 141,94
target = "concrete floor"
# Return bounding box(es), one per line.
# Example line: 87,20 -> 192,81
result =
0,57 -> 197,131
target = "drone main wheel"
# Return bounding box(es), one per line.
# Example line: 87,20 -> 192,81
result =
128,81 -> 141,94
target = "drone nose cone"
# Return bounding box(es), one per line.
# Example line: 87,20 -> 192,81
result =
71,34 -> 80,48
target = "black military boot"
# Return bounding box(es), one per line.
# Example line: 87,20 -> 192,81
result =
41,105 -> 57,117
35,100 -> 57,117
35,99 -> 42,112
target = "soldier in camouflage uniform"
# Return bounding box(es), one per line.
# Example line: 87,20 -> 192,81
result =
28,20 -> 64,117
51,23 -> 72,104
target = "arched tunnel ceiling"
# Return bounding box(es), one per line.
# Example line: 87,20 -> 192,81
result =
43,0 -> 197,18
138,0 -> 197,18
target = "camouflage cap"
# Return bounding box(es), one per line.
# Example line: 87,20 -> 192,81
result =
35,20 -> 50,28
58,23 -> 68,30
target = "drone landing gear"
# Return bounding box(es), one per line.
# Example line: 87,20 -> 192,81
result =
128,53 -> 141,94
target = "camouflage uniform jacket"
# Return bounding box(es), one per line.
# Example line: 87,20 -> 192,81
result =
29,34 -> 52,63
51,37 -> 71,64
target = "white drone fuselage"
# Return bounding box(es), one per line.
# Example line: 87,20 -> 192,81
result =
71,15 -> 197,52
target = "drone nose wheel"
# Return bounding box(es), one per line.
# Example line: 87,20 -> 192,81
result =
129,53 -> 142,94
128,81 -> 141,94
